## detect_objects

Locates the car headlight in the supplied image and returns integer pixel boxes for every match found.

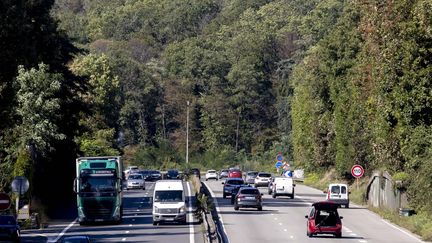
[179,206,186,213]
[154,206,159,213]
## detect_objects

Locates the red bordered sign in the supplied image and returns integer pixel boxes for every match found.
[0,193,11,211]
[351,165,364,178]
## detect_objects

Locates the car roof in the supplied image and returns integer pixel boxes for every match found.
[312,201,339,210]
[329,183,348,187]
[154,180,184,190]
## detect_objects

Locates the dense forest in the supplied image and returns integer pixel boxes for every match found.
[0,0,431,217]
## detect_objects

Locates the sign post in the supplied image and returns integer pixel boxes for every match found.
[11,176,30,215]
[351,165,364,190]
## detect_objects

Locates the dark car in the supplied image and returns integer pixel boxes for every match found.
[233,187,263,211]
[166,169,180,179]
[61,235,92,243]
[230,184,250,204]
[0,215,20,243]
[147,170,162,181]
[138,170,152,181]
[190,168,201,179]
[222,178,245,198]
[228,169,242,178]
[305,201,343,238]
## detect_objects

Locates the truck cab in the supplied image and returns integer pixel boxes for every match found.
[152,180,187,225]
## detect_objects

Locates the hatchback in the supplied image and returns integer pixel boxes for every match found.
[222,178,245,198]
[234,187,263,211]
[228,169,242,178]
[126,173,145,190]
[305,201,343,238]
[254,172,272,187]
[205,170,218,181]
[245,171,258,184]
[166,169,180,179]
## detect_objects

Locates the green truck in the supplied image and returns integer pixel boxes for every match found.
[74,156,124,225]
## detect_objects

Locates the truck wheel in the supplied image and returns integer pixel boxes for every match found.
[152,221,158,226]
[257,206,262,211]
[345,203,349,208]
[234,206,239,211]
[290,193,294,199]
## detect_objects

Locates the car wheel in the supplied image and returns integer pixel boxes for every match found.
[258,206,262,211]
[272,193,276,199]
[234,206,239,211]
[231,198,235,205]
[268,190,272,195]
[335,233,342,238]
[206,179,208,181]
[223,193,226,199]
[345,203,349,208]
[152,221,158,226]
[290,193,294,199]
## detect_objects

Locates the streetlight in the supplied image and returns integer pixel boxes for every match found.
[186,101,190,164]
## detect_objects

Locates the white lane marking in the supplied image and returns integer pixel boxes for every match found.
[47,218,77,243]
[136,209,140,211]
[350,233,357,236]
[284,229,287,232]
[125,231,130,234]
[359,240,367,243]
[186,182,195,243]
[122,238,126,241]
[279,223,282,226]
[274,218,278,220]
[344,226,352,232]
[381,219,424,243]
[290,236,294,239]
[271,213,274,215]
[129,224,132,227]
[204,181,230,243]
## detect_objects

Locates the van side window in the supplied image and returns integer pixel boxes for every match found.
[331,186,340,194]
[341,186,346,194]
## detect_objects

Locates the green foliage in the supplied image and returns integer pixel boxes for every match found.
[130,139,182,169]
[13,148,32,178]
[77,129,119,156]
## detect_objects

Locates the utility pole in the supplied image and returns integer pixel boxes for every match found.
[186,101,190,164]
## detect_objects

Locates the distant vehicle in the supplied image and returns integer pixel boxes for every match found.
[0,215,20,243]
[222,178,245,198]
[267,177,275,195]
[325,183,350,208]
[149,170,162,181]
[230,184,250,204]
[152,180,187,225]
[271,177,295,199]
[245,171,258,184]
[228,169,242,178]
[126,173,145,190]
[190,168,201,179]
[254,172,272,187]
[234,187,263,211]
[205,170,218,181]
[219,169,229,179]
[74,156,123,225]
[61,235,92,243]
[138,170,151,181]
[305,201,343,238]
[166,169,180,180]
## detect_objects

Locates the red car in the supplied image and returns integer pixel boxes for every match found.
[305,201,343,238]
[228,169,242,178]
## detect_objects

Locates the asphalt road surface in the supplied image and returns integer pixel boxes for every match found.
[204,179,425,243]
[20,181,203,243]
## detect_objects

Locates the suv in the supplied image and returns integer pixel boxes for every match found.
[254,172,272,187]
[233,187,263,211]
[222,178,245,198]
[305,201,343,238]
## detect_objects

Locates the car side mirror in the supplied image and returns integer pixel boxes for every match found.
[73,178,78,193]
[305,215,308,218]
[340,216,343,219]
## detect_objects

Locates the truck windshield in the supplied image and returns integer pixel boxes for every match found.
[80,176,116,192]
[154,190,183,202]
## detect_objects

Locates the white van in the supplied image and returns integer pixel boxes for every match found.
[271,177,295,199]
[325,183,350,208]
[152,180,187,225]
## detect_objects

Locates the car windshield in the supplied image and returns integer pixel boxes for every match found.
[247,172,258,176]
[207,170,216,173]
[128,174,142,180]
[80,176,116,192]
[227,180,243,185]
[240,189,259,194]
[0,216,16,225]
[154,190,183,202]
[258,173,271,177]
[168,170,178,175]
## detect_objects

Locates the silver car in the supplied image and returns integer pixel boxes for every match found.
[127,174,145,190]
[219,169,229,179]
[245,171,258,184]
[234,187,263,211]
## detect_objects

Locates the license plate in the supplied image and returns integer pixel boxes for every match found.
[95,219,103,222]
[245,196,255,200]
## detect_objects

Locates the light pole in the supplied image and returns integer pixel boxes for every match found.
[186,101,190,164]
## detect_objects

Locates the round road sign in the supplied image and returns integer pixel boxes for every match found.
[351,165,364,178]
[276,154,284,162]
[12,176,29,195]
[0,193,11,211]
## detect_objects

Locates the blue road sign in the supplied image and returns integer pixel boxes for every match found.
[275,161,283,168]
[276,154,284,161]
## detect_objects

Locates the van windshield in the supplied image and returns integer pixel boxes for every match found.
[154,190,183,202]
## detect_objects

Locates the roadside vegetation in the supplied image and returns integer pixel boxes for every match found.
[0,1,431,239]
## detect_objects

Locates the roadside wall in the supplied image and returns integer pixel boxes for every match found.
[366,171,408,211]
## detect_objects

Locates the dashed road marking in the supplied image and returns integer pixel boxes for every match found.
[129,224,132,227]
[359,240,367,243]
[274,218,278,220]
[125,231,130,234]
[278,223,282,226]
[350,233,357,236]
[283,229,287,232]
[122,238,126,241]
[47,218,77,243]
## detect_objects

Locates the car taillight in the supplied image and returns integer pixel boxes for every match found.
[327,190,330,199]
[238,195,245,199]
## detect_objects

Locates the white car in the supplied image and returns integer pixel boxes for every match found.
[205,170,218,181]
[254,172,272,187]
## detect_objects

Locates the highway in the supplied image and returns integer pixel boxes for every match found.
[20,181,203,243]
[204,180,424,243]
